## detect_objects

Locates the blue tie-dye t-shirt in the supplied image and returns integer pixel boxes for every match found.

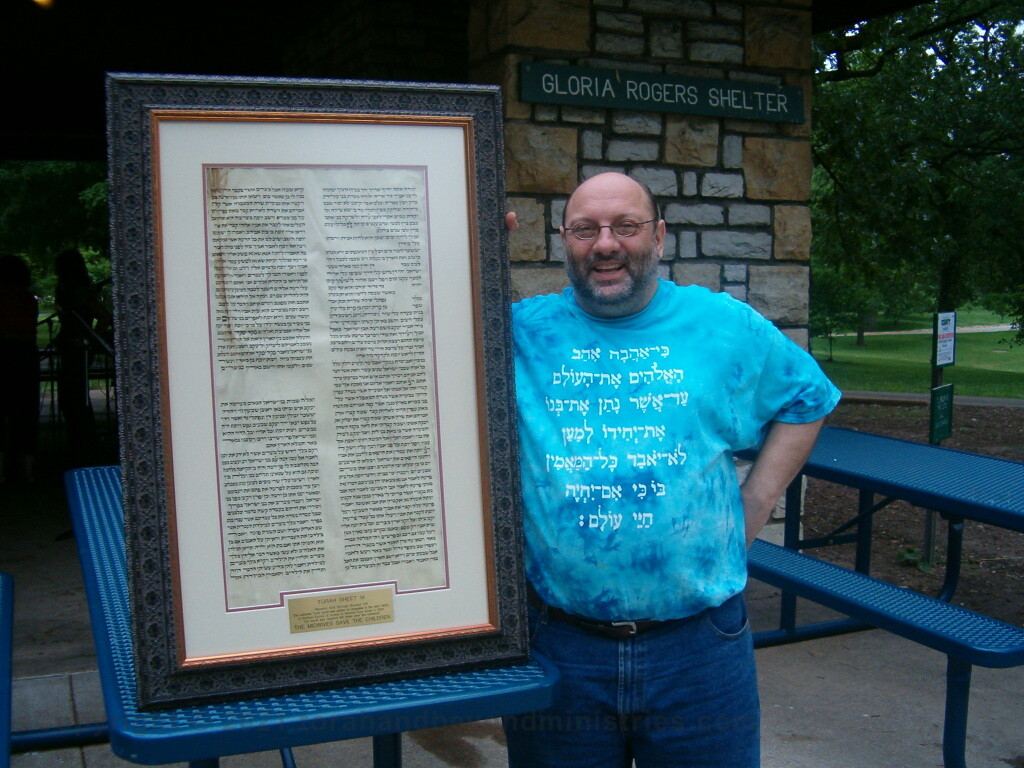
[512,280,841,621]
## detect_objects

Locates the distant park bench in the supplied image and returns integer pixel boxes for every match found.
[741,426,1024,768]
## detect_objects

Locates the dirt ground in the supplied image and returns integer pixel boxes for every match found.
[805,401,1024,626]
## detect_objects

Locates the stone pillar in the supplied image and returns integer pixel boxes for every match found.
[468,0,815,341]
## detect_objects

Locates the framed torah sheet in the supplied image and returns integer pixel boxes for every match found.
[106,73,525,709]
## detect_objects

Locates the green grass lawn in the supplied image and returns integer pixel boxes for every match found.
[36,307,59,349]
[812,331,1023,399]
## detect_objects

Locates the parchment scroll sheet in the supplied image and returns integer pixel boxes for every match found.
[204,165,446,610]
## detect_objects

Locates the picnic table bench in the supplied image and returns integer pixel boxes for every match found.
[741,426,1024,768]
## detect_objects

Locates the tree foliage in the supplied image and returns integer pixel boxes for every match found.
[0,160,108,297]
[809,261,869,359]
[812,0,1024,342]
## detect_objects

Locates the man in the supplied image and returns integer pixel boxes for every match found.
[504,172,840,767]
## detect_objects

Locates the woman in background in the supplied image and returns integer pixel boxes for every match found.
[0,254,40,483]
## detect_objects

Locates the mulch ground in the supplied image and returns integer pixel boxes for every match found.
[803,401,1024,626]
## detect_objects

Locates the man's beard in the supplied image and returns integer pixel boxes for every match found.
[566,242,661,314]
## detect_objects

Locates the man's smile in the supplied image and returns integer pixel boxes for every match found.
[590,261,628,278]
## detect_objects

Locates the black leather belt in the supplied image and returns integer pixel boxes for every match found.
[527,585,670,639]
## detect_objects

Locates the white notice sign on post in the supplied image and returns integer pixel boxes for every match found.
[935,311,957,367]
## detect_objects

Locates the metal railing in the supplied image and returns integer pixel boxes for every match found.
[35,311,117,459]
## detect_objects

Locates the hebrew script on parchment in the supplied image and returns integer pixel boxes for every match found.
[204,165,446,610]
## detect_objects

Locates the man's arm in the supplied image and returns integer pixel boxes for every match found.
[740,418,826,546]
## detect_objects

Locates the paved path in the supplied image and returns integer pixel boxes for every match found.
[838,323,1018,336]
[843,389,1024,409]
[10,585,1024,768]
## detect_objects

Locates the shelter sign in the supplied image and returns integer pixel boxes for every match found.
[519,62,805,124]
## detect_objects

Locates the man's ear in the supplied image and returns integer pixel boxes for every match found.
[654,219,667,254]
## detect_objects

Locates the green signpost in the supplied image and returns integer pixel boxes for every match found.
[929,311,957,445]
[923,312,957,568]
[929,383,954,444]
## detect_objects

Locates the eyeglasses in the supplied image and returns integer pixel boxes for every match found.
[566,219,656,240]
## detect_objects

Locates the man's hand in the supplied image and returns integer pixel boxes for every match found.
[505,212,518,232]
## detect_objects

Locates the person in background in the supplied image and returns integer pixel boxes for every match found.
[54,248,111,467]
[0,254,40,484]
[503,172,840,767]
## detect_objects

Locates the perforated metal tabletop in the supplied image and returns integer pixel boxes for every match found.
[738,427,1024,530]
[65,466,557,766]
[803,427,1024,529]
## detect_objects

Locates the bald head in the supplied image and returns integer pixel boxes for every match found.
[563,173,660,227]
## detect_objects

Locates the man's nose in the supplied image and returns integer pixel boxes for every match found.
[592,226,622,254]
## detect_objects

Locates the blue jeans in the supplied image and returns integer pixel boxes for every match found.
[504,593,759,768]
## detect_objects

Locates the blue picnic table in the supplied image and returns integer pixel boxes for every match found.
[750,425,1024,599]
[63,466,558,767]
[781,425,1024,530]
[742,426,1024,768]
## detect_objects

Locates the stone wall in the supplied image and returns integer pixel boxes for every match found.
[469,0,814,345]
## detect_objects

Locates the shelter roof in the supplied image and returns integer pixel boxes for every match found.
[1,0,933,160]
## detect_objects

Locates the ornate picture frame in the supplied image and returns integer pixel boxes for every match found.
[107,73,525,709]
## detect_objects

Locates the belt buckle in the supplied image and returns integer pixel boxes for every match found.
[610,620,638,637]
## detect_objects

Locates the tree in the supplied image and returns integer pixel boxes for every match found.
[809,261,869,360]
[0,160,108,295]
[812,0,1024,343]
